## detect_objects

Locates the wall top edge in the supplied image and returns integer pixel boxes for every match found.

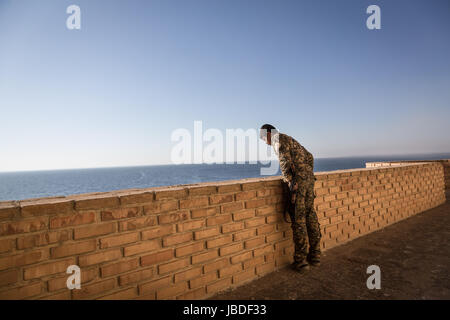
[0,161,441,208]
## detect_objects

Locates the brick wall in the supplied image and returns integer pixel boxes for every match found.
[0,162,446,300]
[366,159,450,190]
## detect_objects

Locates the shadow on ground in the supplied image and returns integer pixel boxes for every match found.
[212,192,450,300]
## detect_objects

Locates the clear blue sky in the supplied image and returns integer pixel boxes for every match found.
[1,0,449,172]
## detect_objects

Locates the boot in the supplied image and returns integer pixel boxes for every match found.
[307,253,321,267]
[291,260,310,274]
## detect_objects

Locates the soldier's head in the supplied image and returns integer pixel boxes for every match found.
[260,124,278,145]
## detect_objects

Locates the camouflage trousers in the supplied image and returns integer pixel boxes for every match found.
[290,175,322,263]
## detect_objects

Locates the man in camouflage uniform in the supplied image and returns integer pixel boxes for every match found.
[260,124,322,273]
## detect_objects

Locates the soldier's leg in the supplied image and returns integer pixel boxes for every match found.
[291,189,309,265]
[305,178,322,263]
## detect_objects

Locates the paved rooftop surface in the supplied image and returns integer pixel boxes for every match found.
[212,191,450,300]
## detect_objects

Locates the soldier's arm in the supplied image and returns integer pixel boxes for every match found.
[278,144,294,185]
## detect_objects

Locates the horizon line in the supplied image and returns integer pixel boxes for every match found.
[1,151,449,174]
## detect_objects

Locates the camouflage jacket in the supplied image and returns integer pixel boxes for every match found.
[273,132,314,184]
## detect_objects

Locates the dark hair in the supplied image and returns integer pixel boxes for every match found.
[260,124,276,131]
[260,124,278,139]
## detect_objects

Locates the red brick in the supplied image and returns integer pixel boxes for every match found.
[236,191,257,201]
[180,197,209,209]
[233,209,255,221]
[154,188,188,200]
[0,282,41,300]
[0,250,47,271]
[256,189,274,197]
[209,194,233,205]
[174,267,202,283]
[73,279,115,299]
[157,282,188,299]
[219,264,242,278]
[194,227,220,240]
[101,207,140,221]
[101,258,139,277]
[203,258,229,273]
[142,202,160,215]
[124,240,160,256]
[119,268,154,286]
[159,200,179,212]
[188,186,217,196]
[175,242,205,257]
[221,202,244,213]
[245,199,266,209]
[141,225,174,240]
[177,220,206,232]
[233,229,256,241]
[192,250,219,264]
[159,259,189,274]
[254,244,274,257]
[244,237,265,249]
[21,200,74,217]
[0,203,19,220]
[256,261,276,275]
[24,257,75,280]
[119,192,154,205]
[256,206,277,216]
[207,235,232,248]
[51,240,97,258]
[242,181,265,191]
[274,239,291,250]
[219,243,243,256]
[74,222,116,239]
[230,251,253,264]
[256,224,275,235]
[233,268,256,284]
[17,230,70,250]
[79,249,122,267]
[217,184,241,193]
[50,212,95,229]
[266,231,284,243]
[0,238,15,253]
[75,196,119,210]
[206,214,232,226]
[163,233,193,247]
[189,272,217,289]
[0,269,19,286]
[222,222,244,233]
[0,217,47,236]
[100,232,140,249]
[141,249,174,266]
[139,276,172,295]
[206,277,232,294]
[191,207,219,218]
[158,211,189,224]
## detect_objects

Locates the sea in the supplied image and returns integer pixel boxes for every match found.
[0,153,449,202]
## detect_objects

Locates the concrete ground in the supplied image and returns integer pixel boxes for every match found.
[212,191,450,300]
